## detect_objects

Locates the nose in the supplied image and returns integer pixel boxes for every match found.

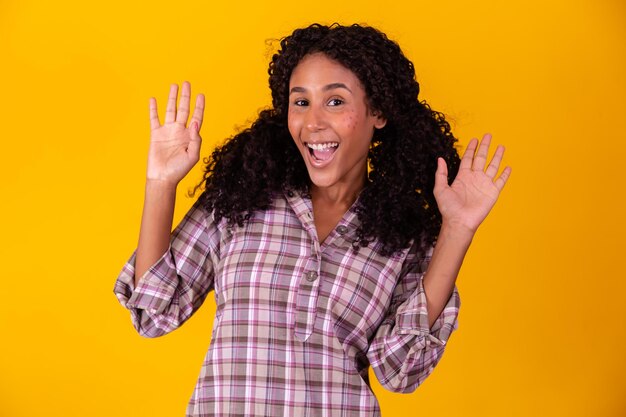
[304,104,327,132]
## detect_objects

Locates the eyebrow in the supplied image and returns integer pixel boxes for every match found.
[289,83,353,95]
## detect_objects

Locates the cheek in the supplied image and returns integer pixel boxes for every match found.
[342,110,358,130]
[346,117,369,134]
[287,112,300,137]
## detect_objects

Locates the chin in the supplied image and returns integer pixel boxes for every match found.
[305,170,337,189]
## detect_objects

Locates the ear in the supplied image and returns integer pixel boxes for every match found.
[373,110,387,129]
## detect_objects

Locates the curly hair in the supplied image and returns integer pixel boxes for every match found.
[191,23,461,257]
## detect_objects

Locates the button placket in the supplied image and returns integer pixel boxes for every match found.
[294,258,321,341]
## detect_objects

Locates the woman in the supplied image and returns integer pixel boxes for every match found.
[114,23,511,416]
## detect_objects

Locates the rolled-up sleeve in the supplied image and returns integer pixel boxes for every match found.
[113,195,220,338]
[366,245,461,393]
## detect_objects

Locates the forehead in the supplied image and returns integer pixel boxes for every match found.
[289,53,363,90]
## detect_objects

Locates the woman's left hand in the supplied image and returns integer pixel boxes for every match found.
[434,133,512,234]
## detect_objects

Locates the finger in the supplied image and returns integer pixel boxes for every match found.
[149,97,160,130]
[190,93,205,131]
[459,138,478,170]
[485,145,505,179]
[472,133,492,171]
[164,83,178,124]
[494,166,512,191]
[176,81,191,125]
[434,157,449,193]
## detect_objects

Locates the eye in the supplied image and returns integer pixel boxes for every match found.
[293,99,309,106]
[328,98,344,106]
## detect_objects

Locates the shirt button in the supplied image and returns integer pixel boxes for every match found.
[336,225,349,235]
[305,271,318,282]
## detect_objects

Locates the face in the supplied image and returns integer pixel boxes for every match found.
[288,53,386,195]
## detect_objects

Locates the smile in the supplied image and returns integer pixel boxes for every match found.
[307,142,339,150]
[305,142,339,168]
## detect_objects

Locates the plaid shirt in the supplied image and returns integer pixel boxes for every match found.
[113,190,460,416]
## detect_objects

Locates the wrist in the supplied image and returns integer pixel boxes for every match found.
[439,220,476,243]
[145,178,178,193]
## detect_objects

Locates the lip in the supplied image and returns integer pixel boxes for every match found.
[303,141,339,169]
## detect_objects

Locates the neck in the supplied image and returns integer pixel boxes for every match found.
[310,174,367,209]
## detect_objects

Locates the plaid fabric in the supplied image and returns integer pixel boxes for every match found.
[113,190,460,416]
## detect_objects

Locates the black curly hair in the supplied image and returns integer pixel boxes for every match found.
[190,23,461,257]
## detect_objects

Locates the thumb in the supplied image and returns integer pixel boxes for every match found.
[187,121,202,159]
[434,157,449,193]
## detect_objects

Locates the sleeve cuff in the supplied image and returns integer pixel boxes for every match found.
[113,243,179,315]
[393,274,461,346]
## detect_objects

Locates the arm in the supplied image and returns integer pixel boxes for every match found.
[422,223,473,328]
[113,196,219,338]
[113,82,211,337]
[367,133,511,393]
[424,132,511,325]
[134,179,177,287]
[366,244,461,393]
[134,81,205,286]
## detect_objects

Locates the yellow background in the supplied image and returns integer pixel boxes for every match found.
[1,0,624,416]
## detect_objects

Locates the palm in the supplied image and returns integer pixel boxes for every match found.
[146,82,205,185]
[434,133,511,233]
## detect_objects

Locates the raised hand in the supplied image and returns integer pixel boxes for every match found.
[433,133,512,234]
[146,81,205,186]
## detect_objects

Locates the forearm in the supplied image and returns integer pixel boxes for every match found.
[134,180,177,287]
[422,222,474,328]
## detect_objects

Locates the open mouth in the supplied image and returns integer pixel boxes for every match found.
[306,142,339,163]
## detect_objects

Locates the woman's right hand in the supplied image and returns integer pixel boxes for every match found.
[146,81,205,186]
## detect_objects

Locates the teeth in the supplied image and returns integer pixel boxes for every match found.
[307,142,339,151]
